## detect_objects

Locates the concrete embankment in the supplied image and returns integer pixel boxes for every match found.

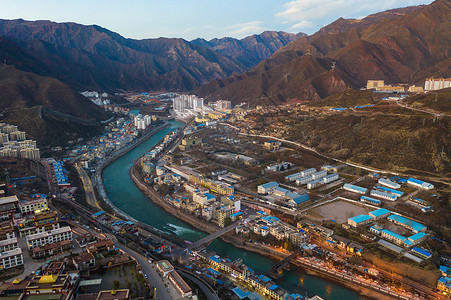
[93,122,184,244]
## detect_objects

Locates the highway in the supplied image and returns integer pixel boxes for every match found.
[75,163,101,210]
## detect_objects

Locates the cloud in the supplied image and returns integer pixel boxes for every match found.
[276,0,429,33]
[290,20,314,30]
[226,20,265,37]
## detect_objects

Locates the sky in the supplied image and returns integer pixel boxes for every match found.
[0,0,433,40]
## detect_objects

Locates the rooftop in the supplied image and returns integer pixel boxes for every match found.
[349,214,372,223]
[369,208,391,217]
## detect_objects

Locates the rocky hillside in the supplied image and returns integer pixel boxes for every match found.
[0,19,246,91]
[191,31,305,68]
[0,65,110,146]
[196,1,450,105]
[0,65,108,121]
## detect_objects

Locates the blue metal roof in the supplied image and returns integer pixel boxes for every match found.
[408,232,427,241]
[349,214,372,223]
[259,181,279,189]
[382,229,406,241]
[376,186,404,196]
[343,183,367,193]
[209,256,221,263]
[361,195,381,204]
[369,208,391,218]
[388,215,426,232]
[412,247,432,257]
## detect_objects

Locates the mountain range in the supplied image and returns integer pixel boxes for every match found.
[0,20,301,92]
[196,0,451,105]
[191,31,305,69]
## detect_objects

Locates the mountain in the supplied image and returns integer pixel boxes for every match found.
[191,31,305,68]
[196,1,450,105]
[0,64,110,146]
[0,19,246,91]
[0,65,108,120]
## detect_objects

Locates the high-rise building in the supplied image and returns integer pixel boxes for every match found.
[424,78,451,91]
[366,80,385,90]
[216,100,232,110]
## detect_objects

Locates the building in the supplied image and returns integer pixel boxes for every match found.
[179,136,203,151]
[97,289,130,300]
[343,183,367,195]
[437,277,451,294]
[323,173,339,184]
[368,208,391,220]
[0,248,23,269]
[405,232,428,247]
[311,170,327,180]
[378,178,401,189]
[360,196,381,206]
[300,168,316,177]
[264,140,281,151]
[32,240,72,259]
[215,100,232,110]
[408,85,423,93]
[370,189,397,201]
[0,220,15,240]
[307,178,323,189]
[193,192,216,206]
[26,226,73,250]
[381,229,406,245]
[347,215,372,228]
[216,205,233,227]
[258,182,279,194]
[156,260,174,277]
[407,177,434,190]
[387,214,426,233]
[167,271,192,297]
[19,198,48,214]
[73,252,96,270]
[86,238,115,254]
[295,175,313,185]
[424,78,451,91]
[0,237,18,253]
[366,80,385,90]
[376,186,404,197]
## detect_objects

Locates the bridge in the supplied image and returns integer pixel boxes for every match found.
[265,252,298,278]
[192,221,241,250]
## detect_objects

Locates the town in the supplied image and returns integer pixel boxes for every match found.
[0,77,449,300]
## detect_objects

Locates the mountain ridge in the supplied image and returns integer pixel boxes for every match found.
[195,1,450,105]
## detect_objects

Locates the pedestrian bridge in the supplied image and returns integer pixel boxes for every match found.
[265,252,298,278]
[192,221,241,250]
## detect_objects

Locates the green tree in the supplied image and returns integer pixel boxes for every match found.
[283,239,293,252]
[224,217,232,227]
[113,280,120,290]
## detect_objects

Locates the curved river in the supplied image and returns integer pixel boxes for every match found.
[103,121,365,299]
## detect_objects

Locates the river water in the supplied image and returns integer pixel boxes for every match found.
[103,121,365,299]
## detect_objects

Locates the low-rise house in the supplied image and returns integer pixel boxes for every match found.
[73,252,95,270]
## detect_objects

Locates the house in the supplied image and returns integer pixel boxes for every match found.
[264,140,281,151]
[73,252,95,270]
[257,182,279,194]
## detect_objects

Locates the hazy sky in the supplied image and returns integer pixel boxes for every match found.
[0,0,433,40]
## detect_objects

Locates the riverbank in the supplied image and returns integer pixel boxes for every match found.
[130,159,401,300]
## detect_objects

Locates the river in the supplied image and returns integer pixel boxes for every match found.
[102,120,365,299]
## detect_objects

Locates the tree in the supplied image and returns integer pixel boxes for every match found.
[224,217,232,227]
[113,280,120,290]
[283,239,293,252]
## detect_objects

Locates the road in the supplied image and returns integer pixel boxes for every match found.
[177,269,219,300]
[219,122,401,176]
[75,163,101,210]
